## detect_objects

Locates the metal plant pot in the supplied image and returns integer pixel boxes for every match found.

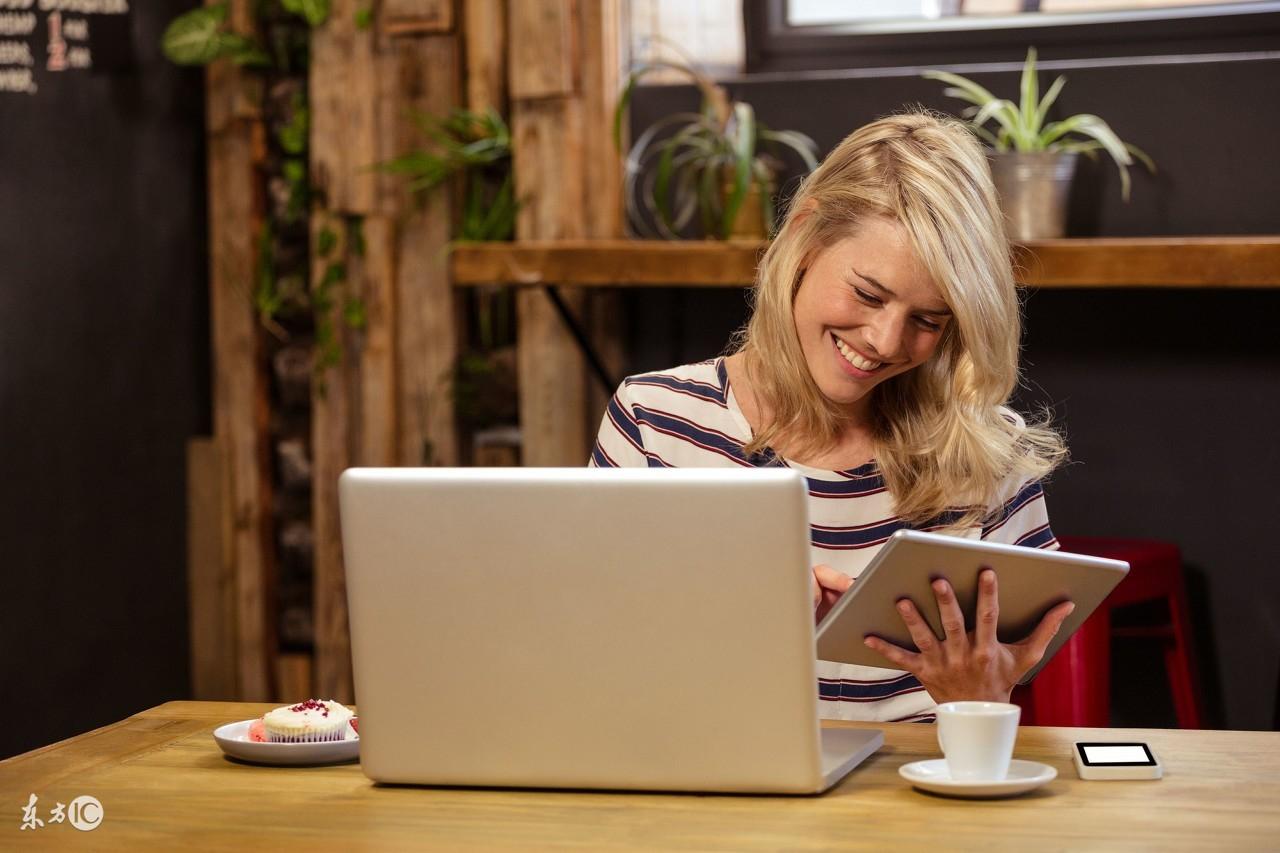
[989,151,1078,241]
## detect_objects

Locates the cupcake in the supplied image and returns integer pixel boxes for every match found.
[262,699,353,743]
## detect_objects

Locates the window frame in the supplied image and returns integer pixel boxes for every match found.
[744,1,1280,73]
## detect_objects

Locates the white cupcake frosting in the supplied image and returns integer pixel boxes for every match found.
[262,699,353,737]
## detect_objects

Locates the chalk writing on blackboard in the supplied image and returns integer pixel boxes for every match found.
[0,0,130,96]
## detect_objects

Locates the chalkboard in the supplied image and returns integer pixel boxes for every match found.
[0,0,209,759]
[0,0,133,97]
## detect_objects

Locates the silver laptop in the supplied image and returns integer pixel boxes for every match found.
[339,467,882,794]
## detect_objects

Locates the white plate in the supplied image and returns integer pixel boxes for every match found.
[899,759,1057,798]
[212,719,360,766]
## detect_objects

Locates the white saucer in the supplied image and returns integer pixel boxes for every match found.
[213,719,360,766]
[899,759,1057,798]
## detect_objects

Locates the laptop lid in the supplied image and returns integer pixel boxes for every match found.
[339,467,826,793]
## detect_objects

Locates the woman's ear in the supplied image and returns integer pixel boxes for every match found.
[788,198,818,231]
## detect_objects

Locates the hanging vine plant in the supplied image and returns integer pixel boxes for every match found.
[160,0,371,372]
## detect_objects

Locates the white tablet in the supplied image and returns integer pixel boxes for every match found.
[814,529,1129,684]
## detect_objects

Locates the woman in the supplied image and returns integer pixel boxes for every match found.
[590,111,1074,722]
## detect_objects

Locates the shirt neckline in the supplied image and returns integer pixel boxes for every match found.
[716,356,880,480]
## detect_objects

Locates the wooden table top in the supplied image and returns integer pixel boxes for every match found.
[3,701,1279,850]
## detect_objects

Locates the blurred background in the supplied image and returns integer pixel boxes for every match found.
[2,0,1278,759]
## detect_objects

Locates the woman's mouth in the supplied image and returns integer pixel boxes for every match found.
[832,334,883,376]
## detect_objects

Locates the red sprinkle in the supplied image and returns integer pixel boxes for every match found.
[288,699,331,715]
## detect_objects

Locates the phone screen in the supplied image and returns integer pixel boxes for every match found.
[1079,743,1155,765]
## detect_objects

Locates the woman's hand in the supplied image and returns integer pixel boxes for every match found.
[862,569,1075,704]
[812,564,853,623]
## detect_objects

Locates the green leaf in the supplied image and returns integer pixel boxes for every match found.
[343,297,367,330]
[161,3,231,65]
[277,94,309,155]
[228,44,270,67]
[613,61,709,151]
[925,68,1030,147]
[1125,142,1157,174]
[316,226,337,257]
[754,159,776,234]
[348,216,366,257]
[654,132,689,233]
[967,123,1001,148]
[282,0,330,27]
[697,162,719,238]
[719,102,756,239]
[1041,113,1134,199]
[1034,74,1068,132]
[321,261,346,289]
[923,69,1002,109]
[758,128,819,171]
[1019,47,1039,140]
[354,5,374,30]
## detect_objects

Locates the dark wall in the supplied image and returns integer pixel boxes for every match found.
[0,2,208,758]
[627,52,1280,731]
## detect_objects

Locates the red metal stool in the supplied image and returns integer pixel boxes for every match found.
[1013,537,1206,728]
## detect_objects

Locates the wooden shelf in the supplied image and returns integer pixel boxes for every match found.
[451,236,1280,289]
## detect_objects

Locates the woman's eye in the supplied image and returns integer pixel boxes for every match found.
[915,317,942,332]
[854,288,882,305]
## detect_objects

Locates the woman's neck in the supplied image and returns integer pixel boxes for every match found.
[724,352,877,470]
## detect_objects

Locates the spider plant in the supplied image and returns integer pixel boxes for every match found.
[924,47,1154,200]
[378,107,519,242]
[614,59,819,240]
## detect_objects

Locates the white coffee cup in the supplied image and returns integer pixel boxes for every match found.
[936,701,1021,781]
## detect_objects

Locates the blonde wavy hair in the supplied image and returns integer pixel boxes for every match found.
[736,110,1066,529]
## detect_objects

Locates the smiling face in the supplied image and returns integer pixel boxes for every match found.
[791,216,953,419]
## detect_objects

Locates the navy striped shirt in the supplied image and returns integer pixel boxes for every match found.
[590,358,1060,723]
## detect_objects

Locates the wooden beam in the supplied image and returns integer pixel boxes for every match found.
[206,9,274,700]
[452,239,765,286]
[451,237,1280,288]
[275,652,314,703]
[354,216,399,467]
[1013,236,1280,288]
[508,0,578,99]
[512,97,589,466]
[187,438,238,700]
[578,0,625,428]
[311,212,355,704]
[311,0,382,215]
[382,0,453,33]
[463,0,507,114]
[389,34,462,466]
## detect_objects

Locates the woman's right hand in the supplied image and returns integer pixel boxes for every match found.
[812,564,854,623]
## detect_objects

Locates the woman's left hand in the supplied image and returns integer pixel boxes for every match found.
[862,568,1076,704]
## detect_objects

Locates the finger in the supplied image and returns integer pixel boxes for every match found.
[863,635,921,672]
[931,578,968,648]
[973,569,1000,649]
[813,564,853,596]
[1015,600,1077,668]
[895,597,940,654]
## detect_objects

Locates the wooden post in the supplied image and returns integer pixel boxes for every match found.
[464,0,507,115]
[509,0,624,466]
[579,0,626,435]
[186,438,238,699]
[205,0,274,702]
[310,2,461,700]
[385,34,462,468]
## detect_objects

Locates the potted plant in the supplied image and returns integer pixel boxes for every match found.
[924,48,1154,241]
[614,58,819,240]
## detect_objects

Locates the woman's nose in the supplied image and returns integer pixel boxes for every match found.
[864,313,908,362]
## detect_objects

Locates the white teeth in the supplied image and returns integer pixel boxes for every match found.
[835,337,882,371]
